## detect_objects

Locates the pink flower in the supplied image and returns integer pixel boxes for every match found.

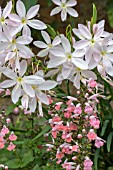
[62,133,72,143]
[64,112,72,118]
[56,152,64,159]
[88,79,97,88]
[84,105,93,114]
[90,117,100,129]
[74,105,82,115]
[84,159,93,168]
[0,141,5,149]
[1,126,9,135]
[71,145,79,152]
[52,116,61,123]
[87,130,97,141]
[13,107,19,114]
[6,118,11,124]
[95,139,104,148]
[9,132,17,141]
[7,142,16,151]
[5,89,11,95]
[55,102,63,110]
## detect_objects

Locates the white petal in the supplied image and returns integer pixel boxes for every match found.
[45,69,59,77]
[73,40,90,49]
[0,80,16,88]
[27,5,40,19]
[19,60,27,77]
[67,8,78,17]
[81,70,97,80]
[16,36,33,44]
[29,97,37,112]
[37,49,49,57]
[11,84,21,103]
[85,47,93,63]
[22,83,35,97]
[17,44,34,57]
[106,54,113,62]
[50,7,61,16]
[103,58,113,76]
[72,58,88,70]
[16,0,26,18]
[52,0,61,5]
[62,62,73,79]
[73,28,84,40]
[74,73,80,89]
[21,95,29,109]
[24,75,44,85]
[8,14,21,22]
[33,41,47,48]
[66,0,77,7]
[47,57,67,68]
[5,52,15,61]
[107,45,113,53]
[41,31,51,44]
[27,19,47,30]
[52,36,61,46]
[61,35,71,53]
[78,24,92,39]
[0,67,17,79]
[61,9,67,21]
[22,25,31,37]
[50,47,66,57]
[36,91,49,105]
[0,42,9,51]
[38,80,57,90]
[72,49,85,58]
[94,28,104,40]
[3,1,12,18]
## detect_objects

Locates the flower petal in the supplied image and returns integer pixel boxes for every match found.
[67,8,78,17]
[41,31,51,44]
[36,91,49,105]
[74,73,80,89]
[11,84,21,103]
[3,1,12,18]
[72,58,88,70]
[19,60,27,77]
[27,19,47,30]
[0,67,17,79]
[50,7,61,16]
[61,35,71,53]
[66,0,77,7]
[61,9,67,21]
[16,0,26,18]
[38,80,57,90]
[0,80,16,88]
[22,83,35,97]
[52,0,61,5]
[78,24,92,39]
[47,56,67,68]
[73,40,90,49]
[27,4,40,19]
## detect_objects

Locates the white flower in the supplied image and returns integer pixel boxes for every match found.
[47,36,88,70]
[8,0,47,36]
[69,67,97,89]
[50,0,78,21]
[0,26,34,69]
[0,60,45,104]
[33,31,61,57]
[73,20,106,63]
[21,71,58,113]
[0,1,12,31]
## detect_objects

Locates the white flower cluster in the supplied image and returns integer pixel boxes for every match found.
[0,0,113,113]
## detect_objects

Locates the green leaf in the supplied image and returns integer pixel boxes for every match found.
[101,120,109,136]
[108,167,113,170]
[6,104,16,115]
[21,152,34,168]
[32,125,51,141]
[33,164,40,170]
[91,4,97,25]
[107,132,113,152]
[94,149,100,170]
[46,25,57,39]
[6,159,21,169]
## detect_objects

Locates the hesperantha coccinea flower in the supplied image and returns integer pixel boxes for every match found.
[50,0,78,21]
[46,80,105,170]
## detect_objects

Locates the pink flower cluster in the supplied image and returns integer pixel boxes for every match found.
[47,80,105,170]
[0,119,17,151]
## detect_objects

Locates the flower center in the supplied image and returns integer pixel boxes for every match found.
[90,39,95,44]
[12,39,16,44]
[17,77,23,83]
[101,51,106,56]
[21,18,27,24]
[67,53,72,60]
[48,44,53,48]
[32,85,37,89]
[0,17,5,24]
[62,3,66,8]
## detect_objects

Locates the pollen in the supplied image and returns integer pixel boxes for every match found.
[17,77,23,83]
[21,18,27,24]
